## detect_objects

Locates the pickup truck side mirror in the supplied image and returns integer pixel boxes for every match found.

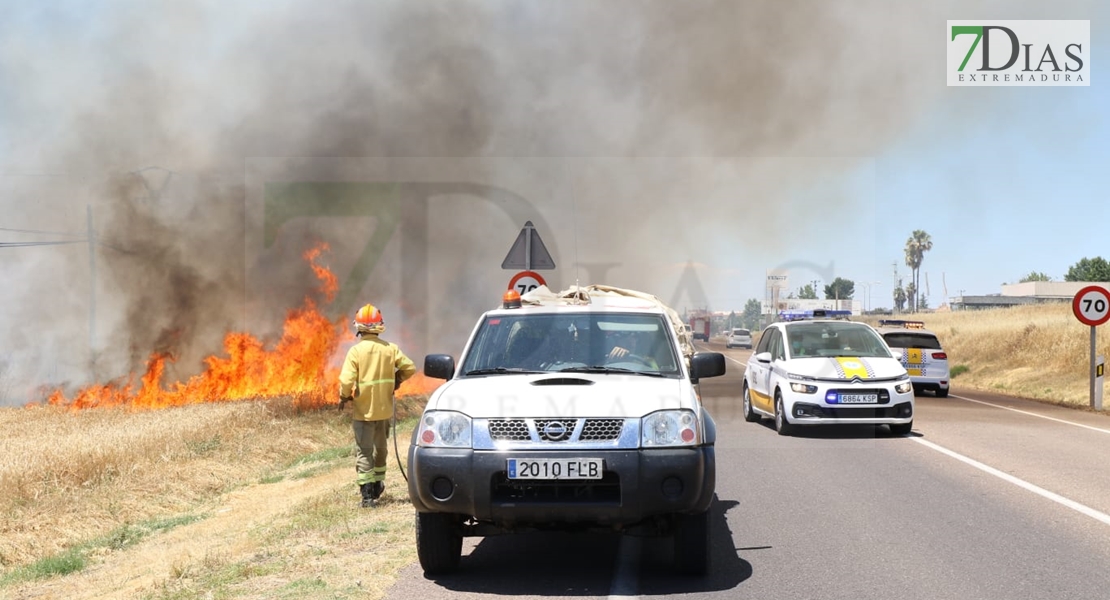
[690,352,726,382]
[424,354,455,380]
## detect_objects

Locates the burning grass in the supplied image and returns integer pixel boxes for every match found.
[2,243,443,590]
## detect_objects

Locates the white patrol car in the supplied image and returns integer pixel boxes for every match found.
[876,319,950,397]
[408,285,726,576]
[742,310,914,436]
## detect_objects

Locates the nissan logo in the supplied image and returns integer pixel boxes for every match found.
[542,421,570,441]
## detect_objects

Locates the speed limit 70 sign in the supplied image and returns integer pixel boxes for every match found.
[508,270,547,295]
[1073,285,1110,326]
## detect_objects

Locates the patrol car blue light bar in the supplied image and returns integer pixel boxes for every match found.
[878,319,925,329]
[778,309,853,322]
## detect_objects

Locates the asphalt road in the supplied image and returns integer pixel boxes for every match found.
[387,340,1110,600]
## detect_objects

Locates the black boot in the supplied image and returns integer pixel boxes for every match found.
[370,481,385,500]
[360,483,375,508]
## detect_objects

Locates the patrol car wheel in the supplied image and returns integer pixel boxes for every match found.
[742,384,760,423]
[935,388,949,398]
[673,509,711,576]
[774,393,794,436]
[416,512,463,575]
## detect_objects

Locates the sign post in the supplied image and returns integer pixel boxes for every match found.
[1096,355,1105,410]
[1072,285,1110,410]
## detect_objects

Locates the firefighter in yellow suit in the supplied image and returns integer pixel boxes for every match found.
[339,304,417,507]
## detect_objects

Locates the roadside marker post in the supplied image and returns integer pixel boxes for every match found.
[1072,285,1110,411]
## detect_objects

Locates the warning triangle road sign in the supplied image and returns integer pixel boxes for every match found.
[502,220,556,270]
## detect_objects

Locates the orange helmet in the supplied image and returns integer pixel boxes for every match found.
[353,304,385,334]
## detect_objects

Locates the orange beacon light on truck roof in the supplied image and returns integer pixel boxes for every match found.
[503,289,522,309]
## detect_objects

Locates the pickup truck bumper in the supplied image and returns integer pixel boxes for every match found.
[407,446,715,528]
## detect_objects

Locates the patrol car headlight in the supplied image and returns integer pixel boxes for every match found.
[417,411,472,448]
[895,381,913,394]
[790,382,818,394]
[641,410,698,447]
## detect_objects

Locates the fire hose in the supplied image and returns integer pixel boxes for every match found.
[392,392,408,482]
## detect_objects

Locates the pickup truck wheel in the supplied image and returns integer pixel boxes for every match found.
[774,393,794,436]
[673,510,711,576]
[742,384,760,423]
[415,512,463,575]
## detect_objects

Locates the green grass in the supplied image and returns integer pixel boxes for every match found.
[288,446,352,467]
[0,514,205,586]
[186,435,223,456]
[950,364,970,378]
[259,445,353,484]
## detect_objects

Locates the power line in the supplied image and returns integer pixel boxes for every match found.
[0,226,86,238]
[0,240,87,248]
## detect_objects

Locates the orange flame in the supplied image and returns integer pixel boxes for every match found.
[40,243,441,411]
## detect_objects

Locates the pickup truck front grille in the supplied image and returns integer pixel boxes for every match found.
[487,419,625,443]
[488,419,530,441]
[580,419,624,441]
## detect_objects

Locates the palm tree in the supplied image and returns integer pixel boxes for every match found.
[904,230,933,313]
[893,281,906,313]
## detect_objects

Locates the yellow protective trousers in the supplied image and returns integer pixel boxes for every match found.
[353,419,390,485]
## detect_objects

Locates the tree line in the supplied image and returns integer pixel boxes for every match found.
[725,229,1110,324]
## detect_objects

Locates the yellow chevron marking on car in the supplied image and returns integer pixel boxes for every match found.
[904,348,924,376]
[833,357,870,379]
[749,388,772,404]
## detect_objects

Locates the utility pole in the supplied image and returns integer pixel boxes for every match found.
[892,262,899,314]
[87,205,97,369]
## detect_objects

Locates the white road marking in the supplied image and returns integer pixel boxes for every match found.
[694,343,748,368]
[910,436,1110,527]
[608,535,641,599]
[952,394,1110,435]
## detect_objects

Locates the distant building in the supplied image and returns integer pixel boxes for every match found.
[950,282,1110,310]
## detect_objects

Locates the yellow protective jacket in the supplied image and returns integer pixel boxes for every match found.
[338,334,417,421]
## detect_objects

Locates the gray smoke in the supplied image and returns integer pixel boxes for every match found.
[0,0,1077,404]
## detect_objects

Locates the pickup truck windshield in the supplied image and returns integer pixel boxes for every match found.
[459,312,681,377]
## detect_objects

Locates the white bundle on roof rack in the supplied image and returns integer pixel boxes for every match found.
[520,283,695,360]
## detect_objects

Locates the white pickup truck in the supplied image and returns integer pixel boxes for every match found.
[407,285,726,576]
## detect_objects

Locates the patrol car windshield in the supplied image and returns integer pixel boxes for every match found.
[882,332,943,350]
[785,322,892,359]
[460,313,681,377]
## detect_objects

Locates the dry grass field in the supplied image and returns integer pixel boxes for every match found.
[1,392,430,600]
[863,303,1110,407]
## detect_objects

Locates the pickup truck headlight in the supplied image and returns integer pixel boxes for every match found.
[416,411,473,448]
[641,410,698,447]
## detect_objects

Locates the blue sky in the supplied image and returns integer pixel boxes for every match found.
[870,73,1109,300]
